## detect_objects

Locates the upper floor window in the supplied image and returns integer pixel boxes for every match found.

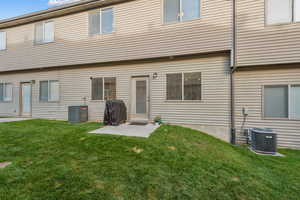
[35,21,54,44]
[89,8,114,35]
[0,32,6,50]
[266,0,300,24]
[0,83,13,102]
[164,0,201,24]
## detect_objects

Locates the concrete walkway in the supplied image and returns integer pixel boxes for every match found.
[89,123,160,138]
[0,118,31,123]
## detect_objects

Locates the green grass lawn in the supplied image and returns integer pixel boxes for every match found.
[0,120,299,200]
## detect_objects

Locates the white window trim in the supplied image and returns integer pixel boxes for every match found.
[34,21,55,44]
[0,31,7,51]
[39,80,60,102]
[89,7,115,36]
[163,0,202,24]
[265,0,299,25]
[262,84,300,120]
[90,77,117,101]
[165,72,202,102]
[0,83,13,102]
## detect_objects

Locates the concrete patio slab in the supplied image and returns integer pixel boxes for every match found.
[0,118,31,123]
[89,123,160,138]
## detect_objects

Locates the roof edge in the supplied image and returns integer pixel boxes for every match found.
[0,0,132,29]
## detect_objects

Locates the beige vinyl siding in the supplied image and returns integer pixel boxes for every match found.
[0,0,232,72]
[235,67,300,149]
[236,0,300,66]
[0,55,231,133]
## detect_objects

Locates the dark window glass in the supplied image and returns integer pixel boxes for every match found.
[40,81,49,101]
[92,78,103,100]
[264,85,288,118]
[184,72,201,100]
[104,77,116,100]
[167,73,182,100]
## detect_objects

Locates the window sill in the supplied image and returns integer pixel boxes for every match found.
[262,117,300,121]
[0,100,13,103]
[39,100,60,103]
[163,17,201,26]
[265,21,300,27]
[89,31,115,37]
[165,100,203,103]
[34,41,55,46]
[90,100,105,102]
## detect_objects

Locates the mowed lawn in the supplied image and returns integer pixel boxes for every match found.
[0,120,299,200]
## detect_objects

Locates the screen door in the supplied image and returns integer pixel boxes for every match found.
[130,77,149,120]
[21,83,32,117]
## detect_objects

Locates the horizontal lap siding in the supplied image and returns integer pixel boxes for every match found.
[235,68,300,148]
[236,0,300,66]
[0,55,231,129]
[0,0,232,72]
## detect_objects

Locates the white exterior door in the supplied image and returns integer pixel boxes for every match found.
[21,83,32,117]
[130,77,149,121]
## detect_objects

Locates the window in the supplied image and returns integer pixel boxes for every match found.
[91,77,116,100]
[89,8,114,35]
[40,80,60,102]
[0,83,13,102]
[164,0,200,24]
[266,0,300,24]
[166,72,201,100]
[0,32,6,50]
[264,85,300,119]
[290,85,300,119]
[35,21,54,44]
[264,86,288,118]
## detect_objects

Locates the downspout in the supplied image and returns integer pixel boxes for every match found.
[230,0,237,145]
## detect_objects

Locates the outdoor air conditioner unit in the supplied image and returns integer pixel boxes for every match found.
[249,128,277,154]
[68,106,88,123]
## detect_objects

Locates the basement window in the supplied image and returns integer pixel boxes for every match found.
[0,83,13,102]
[39,80,60,102]
[91,77,116,100]
[166,72,201,101]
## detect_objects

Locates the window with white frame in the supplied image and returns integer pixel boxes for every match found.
[91,77,116,100]
[164,0,200,24]
[89,8,114,35]
[0,32,6,50]
[266,0,300,24]
[166,72,201,100]
[264,85,300,119]
[0,83,13,102]
[39,80,60,102]
[35,21,54,44]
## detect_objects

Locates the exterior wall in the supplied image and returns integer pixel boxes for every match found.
[0,0,232,72]
[0,55,231,140]
[236,0,300,66]
[235,67,300,149]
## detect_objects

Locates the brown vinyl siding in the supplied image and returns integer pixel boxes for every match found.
[0,0,232,72]
[236,0,300,66]
[235,67,300,149]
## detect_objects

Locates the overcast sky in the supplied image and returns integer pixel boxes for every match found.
[0,0,81,20]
